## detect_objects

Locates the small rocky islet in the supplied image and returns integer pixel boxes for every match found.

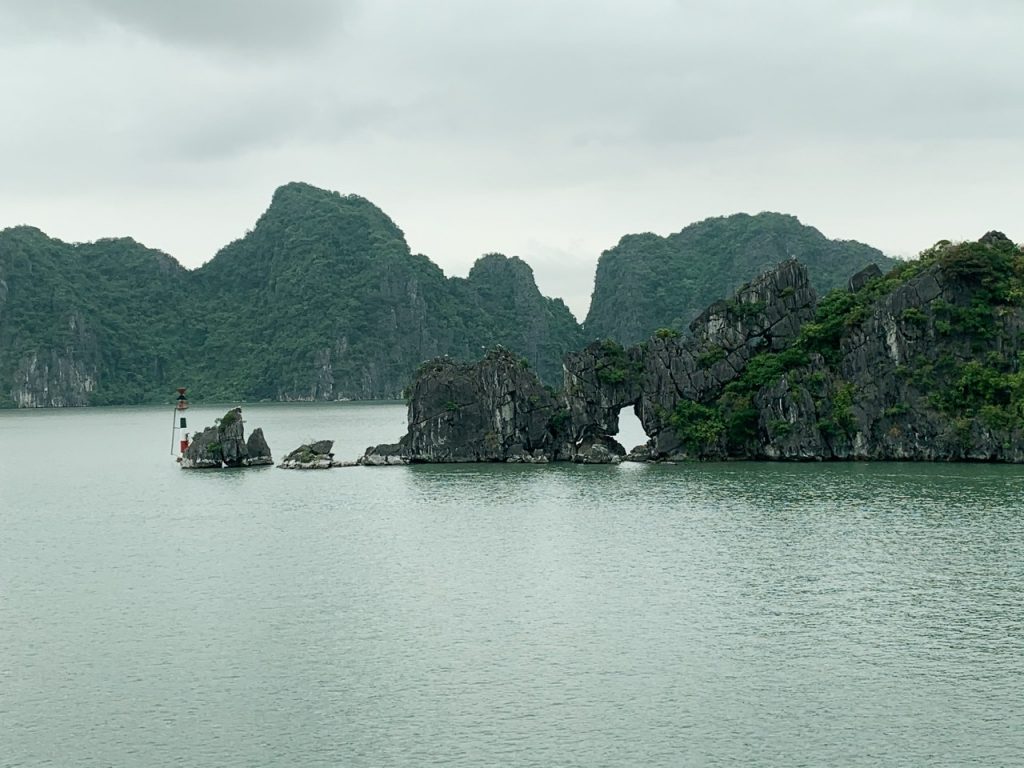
[180,407,273,469]
[361,232,1024,464]
[180,411,353,470]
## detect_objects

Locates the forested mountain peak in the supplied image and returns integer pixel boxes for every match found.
[467,252,537,283]
[260,181,407,247]
[584,211,897,345]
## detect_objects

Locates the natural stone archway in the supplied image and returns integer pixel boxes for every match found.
[558,259,818,460]
[612,405,649,456]
[363,239,1024,465]
[560,339,644,461]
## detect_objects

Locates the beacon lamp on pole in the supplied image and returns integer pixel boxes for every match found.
[172,387,189,459]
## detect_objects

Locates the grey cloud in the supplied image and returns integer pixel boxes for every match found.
[0,0,354,52]
[163,97,403,162]
[85,0,354,53]
[332,0,1024,146]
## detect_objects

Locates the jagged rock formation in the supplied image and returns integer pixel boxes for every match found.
[748,234,1024,461]
[180,407,273,468]
[564,259,819,459]
[245,428,274,466]
[279,440,339,469]
[366,234,1024,464]
[180,426,225,469]
[584,212,897,345]
[362,348,560,463]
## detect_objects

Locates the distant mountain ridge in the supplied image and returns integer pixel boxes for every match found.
[1,183,895,406]
[584,212,898,345]
[188,182,582,400]
[0,183,582,405]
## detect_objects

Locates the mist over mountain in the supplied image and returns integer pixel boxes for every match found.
[1,183,896,407]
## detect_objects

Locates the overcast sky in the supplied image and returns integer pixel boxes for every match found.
[1,0,1021,318]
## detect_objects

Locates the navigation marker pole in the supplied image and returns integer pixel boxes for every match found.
[173,387,190,460]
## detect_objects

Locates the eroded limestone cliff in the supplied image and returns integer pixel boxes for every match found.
[365,234,1024,464]
[361,349,561,464]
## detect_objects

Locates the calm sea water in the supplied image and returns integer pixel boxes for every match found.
[1,403,1023,767]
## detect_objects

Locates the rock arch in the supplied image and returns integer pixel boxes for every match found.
[362,260,819,464]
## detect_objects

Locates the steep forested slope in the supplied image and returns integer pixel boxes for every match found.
[0,226,189,406]
[0,183,582,404]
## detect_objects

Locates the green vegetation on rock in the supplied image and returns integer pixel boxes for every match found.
[0,182,582,406]
[669,232,1024,459]
[0,226,191,406]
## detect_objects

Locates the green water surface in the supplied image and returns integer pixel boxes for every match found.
[1,404,1022,766]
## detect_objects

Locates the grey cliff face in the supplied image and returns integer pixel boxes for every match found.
[9,312,100,407]
[757,263,1024,462]
[362,348,562,464]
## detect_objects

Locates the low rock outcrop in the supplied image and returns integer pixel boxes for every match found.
[358,443,409,466]
[180,407,273,469]
[279,440,339,469]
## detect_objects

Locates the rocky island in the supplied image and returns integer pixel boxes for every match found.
[180,407,273,469]
[362,233,1024,463]
[278,440,355,469]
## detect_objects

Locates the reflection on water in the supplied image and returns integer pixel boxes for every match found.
[1,404,1023,767]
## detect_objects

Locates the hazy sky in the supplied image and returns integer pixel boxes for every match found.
[1,0,1021,318]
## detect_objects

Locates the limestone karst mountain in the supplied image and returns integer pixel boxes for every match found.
[367,233,1024,463]
[0,183,581,405]
[584,212,897,345]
